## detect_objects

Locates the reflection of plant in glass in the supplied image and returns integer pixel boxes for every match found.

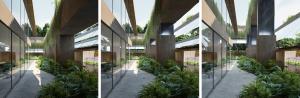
[202,63,216,73]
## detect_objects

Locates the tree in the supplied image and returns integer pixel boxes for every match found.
[137,25,143,34]
[41,23,50,36]
[36,25,42,37]
[143,24,148,33]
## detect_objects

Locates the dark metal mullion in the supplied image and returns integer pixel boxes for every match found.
[212,31,215,89]
[221,40,223,78]
[111,30,114,88]
[111,0,114,89]
[10,0,13,89]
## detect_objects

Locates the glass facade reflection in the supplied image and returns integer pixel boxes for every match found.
[202,0,233,97]
[0,0,32,97]
[101,0,132,97]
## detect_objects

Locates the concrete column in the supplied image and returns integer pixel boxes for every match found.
[157,23,175,64]
[246,25,257,58]
[145,39,157,59]
[256,0,276,63]
[57,35,75,64]
[74,49,83,65]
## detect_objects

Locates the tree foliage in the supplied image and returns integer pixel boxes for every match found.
[35,23,50,37]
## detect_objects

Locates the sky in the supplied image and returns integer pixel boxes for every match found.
[32,0,55,27]
[234,0,251,26]
[133,0,155,28]
[275,0,300,40]
[275,0,300,29]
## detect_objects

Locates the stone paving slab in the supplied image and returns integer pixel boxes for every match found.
[107,60,155,98]
[208,61,256,98]
[6,61,54,98]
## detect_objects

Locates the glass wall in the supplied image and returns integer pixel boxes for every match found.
[101,23,131,98]
[202,22,232,98]
[101,1,132,97]
[0,0,31,97]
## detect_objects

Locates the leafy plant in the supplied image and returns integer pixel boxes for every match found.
[39,70,98,98]
[276,38,296,48]
[138,57,198,98]
[240,81,272,98]
[241,71,300,98]
[37,56,98,98]
[237,56,281,75]
[138,80,171,98]
[138,56,160,75]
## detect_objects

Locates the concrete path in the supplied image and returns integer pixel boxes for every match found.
[107,60,155,98]
[208,60,256,98]
[6,60,55,98]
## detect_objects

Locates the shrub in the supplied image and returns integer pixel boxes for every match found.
[37,57,97,98]
[240,81,272,98]
[237,56,263,75]
[276,38,296,48]
[39,70,98,98]
[139,70,198,98]
[157,70,198,98]
[237,56,281,75]
[37,56,62,76]
[138,80,171,98]
[138,56,160,75]
[37,56,83,76]
[138,57,198,98]
[240,71,300,98]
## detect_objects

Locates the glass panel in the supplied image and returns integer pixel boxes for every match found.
[113,33,121,86]
[12,0,21,25]
[0,22,12,97]
[11,33,21,86]
[214,33,222,85]
[101,23,113,98]
[221,39,227,76]
[21,41,25,75]
[3,0,12,12]
[202,23,214,97]
[121,41,126,75]
[103,0,112,12]
[113,0,122,24]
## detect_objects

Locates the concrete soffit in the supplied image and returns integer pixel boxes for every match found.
[101,1,128,42]
[124,0,137,35]
[23,0,36,34]
[225,0,238,35]
[202,0,230,44]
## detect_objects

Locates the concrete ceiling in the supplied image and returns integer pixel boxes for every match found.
[23,0,36,34]
[60,0,98,35]
[159,0,198,23]
[124,0,137,35]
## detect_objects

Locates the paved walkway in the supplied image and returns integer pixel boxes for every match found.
[208,60,256,98]
[6,60,54,98]
[107,60,155,98]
